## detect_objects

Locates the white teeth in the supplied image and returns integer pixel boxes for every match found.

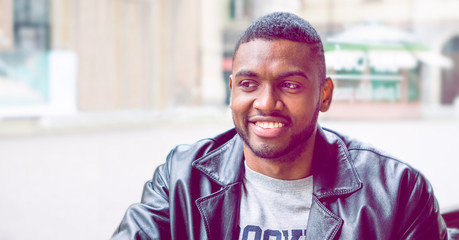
[255,121,284,129]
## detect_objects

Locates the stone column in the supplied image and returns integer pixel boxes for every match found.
[0,0,13,51]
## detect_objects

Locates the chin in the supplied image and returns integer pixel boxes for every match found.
[250,143,294,160]
[237,124,317,160]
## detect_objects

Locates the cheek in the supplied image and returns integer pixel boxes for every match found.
[230,96,245,119]
[230,92,253,112]
[284,95,319,117]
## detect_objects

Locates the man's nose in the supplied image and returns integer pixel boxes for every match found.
[253,86,283,112]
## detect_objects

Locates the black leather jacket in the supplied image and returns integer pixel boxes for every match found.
[111,127,448,239]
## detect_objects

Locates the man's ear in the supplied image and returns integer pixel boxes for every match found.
[319,77,334,112]
[228,74,233,108]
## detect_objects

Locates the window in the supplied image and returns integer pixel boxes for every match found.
[0,0,51,110]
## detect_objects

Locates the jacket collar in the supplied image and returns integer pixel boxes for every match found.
[305,127,363,239]
[312,127,363,199]
[192,130,245,186]
[192,126,362,196]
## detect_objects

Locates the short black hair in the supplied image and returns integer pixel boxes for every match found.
[233,12,326,84]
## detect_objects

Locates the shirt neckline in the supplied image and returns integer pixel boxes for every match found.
[244,161,313,192]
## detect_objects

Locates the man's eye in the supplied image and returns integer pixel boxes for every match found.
[239,81,257,89]
[281,82,300,89]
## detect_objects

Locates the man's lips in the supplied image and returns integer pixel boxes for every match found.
[248,115,290,138]
[254,121,285,129]
[248,115,290,127]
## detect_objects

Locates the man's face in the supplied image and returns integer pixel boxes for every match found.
[230,39,328,160]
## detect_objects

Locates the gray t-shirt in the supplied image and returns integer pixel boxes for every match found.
[238,161,313,240]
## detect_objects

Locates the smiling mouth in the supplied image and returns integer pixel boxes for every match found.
[255,121,285,129]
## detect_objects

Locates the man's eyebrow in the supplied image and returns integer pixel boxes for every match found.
[277,70,309,80]
[234,70,258,78]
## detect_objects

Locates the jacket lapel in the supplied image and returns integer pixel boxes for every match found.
[305,127,363,239]
[195,182,242,240]
[193,133,244,239]
[312,127,363,199]
[305,196,343,240]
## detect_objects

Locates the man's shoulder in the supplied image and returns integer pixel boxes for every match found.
[321,127,426,198]
[318,127,446,239]
[158,128,243,186]
[322,127,418,175]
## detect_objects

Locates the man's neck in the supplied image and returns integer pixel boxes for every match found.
[243,131,316,180]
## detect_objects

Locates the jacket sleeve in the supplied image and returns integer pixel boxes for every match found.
[398,171,448,239]
[111,156,173,240]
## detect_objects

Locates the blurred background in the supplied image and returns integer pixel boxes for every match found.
[0,0,458,239]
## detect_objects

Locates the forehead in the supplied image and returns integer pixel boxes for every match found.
[235,40,314,64]
[233,39,317,76]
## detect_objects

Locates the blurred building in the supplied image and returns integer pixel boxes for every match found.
[0,0,225,120]
[0,0,458,121]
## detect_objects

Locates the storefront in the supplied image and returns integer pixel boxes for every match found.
[322,22,438,119]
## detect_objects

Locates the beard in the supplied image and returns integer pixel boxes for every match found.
[234,102,320,161]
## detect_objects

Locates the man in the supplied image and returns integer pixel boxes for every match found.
[112,12,448,239]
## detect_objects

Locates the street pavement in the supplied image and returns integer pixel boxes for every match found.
[0,111,458,240]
